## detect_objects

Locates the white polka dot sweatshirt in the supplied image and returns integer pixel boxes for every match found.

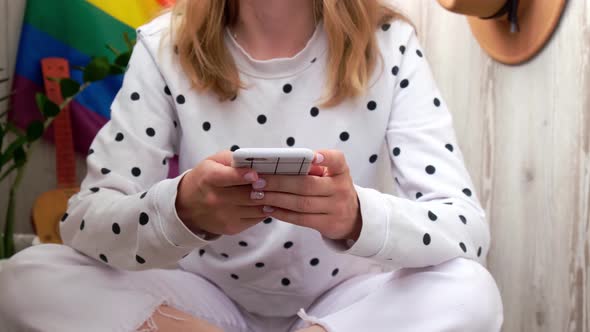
[61,14,491,316]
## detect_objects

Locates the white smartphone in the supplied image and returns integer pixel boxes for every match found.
[232,148,314,175]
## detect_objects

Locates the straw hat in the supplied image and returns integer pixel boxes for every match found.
[437,0,567,65]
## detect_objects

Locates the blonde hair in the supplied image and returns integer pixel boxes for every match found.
[170,0,406,107]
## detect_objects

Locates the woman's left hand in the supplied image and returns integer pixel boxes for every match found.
[250,150,362,241]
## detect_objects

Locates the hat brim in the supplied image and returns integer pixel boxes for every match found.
[467,1,567,65]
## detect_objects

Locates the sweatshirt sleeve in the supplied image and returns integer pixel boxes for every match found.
[59,30,214,271]
[324,24,491,269]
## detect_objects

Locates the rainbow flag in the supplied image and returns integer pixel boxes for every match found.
[10,0,174,154]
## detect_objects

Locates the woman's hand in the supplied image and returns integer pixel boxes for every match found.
[249,150,363,241]
[175,150,269,237]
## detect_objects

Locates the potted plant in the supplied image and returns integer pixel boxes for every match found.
[0,36,134,266]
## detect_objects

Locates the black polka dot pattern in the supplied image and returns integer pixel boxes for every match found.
[463,188,472,197]
[416,50,423,57]
[434,98,441,107]
[283,84,292,94]
[202,122,211,131]
[400,79,410,89]
[459,215,467,224]
[231,274,239,280]
[428,211,437,221]
[263,217,273,224]
[140,192,147,199]
[257,115,267,124]
[61,213,68,222]
[339,132,350,141]
[231,145,240,152]
[255,262,265,268]
[146,128,156,137]
[115,133,124,141]
[310,258,319,266]
[381,23,391,31]
[332,268,339,276]
[132,167,141,177]
[445,144,454,152]
[416,192,423,199]
[423,233,431,245]
[239,241,248,247]
[173,121,178,128]
[101,168,111,175]
[176,95,185,104]
[281,278,291,286]
[425,165,436,174]
[90,187,100,193]
[199,249,205,256]
[221,253,229,258]
[311,57,317,63]
[399,45,406,54]
[162,159,167,165]
[391,66,399,76]
[80,220,85,230]
[139,212,149,225]
[164,86,171,95]
[283,241,293,249]
[392,147,400,156]
[477,247,482,257]
[136,255,146,264]
[367,101,377,111]
[369,154,378,163]
[310,107,319,117]
[131,92,140,101]
[88,148,94,155]
[286,137,295,146]
[459,242,467,253]
[112,223,121,234]
[99,254,108,263]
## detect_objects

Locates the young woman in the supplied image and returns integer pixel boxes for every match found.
[0,0,503,331]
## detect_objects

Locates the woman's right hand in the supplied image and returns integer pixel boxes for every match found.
[175,150,267,238]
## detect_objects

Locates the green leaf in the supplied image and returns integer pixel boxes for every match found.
[35,93,60,117]
[115,52,131,68]
[109,65,125,75]
[83,56,110,83]
[123,32,135,52]
[59,78,80,100]
[13,146,26,167]
[0,136,26,167]
[26,120,44,142]
[106,43,120,56]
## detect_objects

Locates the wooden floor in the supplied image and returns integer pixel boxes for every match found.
[1,0,589,331]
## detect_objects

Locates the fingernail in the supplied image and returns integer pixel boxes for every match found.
[314,153,325,164]
[252,179,266,189]
[263,206,275,213]
[244,171,257,182]
[250,191,265,200]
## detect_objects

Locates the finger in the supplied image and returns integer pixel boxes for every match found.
[265,207,326,229]
[203,159,258,187]
[257,174,335,196]
[313,150,349,176]
[235,205,269,219]
[308,165,326,177]
[207,150,234,166]
[257,192,332,213]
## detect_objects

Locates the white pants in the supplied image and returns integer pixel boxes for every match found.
[0,245,503,332]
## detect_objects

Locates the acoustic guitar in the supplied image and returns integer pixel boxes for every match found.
[31,58,79,244]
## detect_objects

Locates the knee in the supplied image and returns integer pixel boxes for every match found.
[0,245,81,327]
[434,258,504,331]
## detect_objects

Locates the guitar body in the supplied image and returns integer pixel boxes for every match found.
[31,58,80,244]
[31,188,79,243]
